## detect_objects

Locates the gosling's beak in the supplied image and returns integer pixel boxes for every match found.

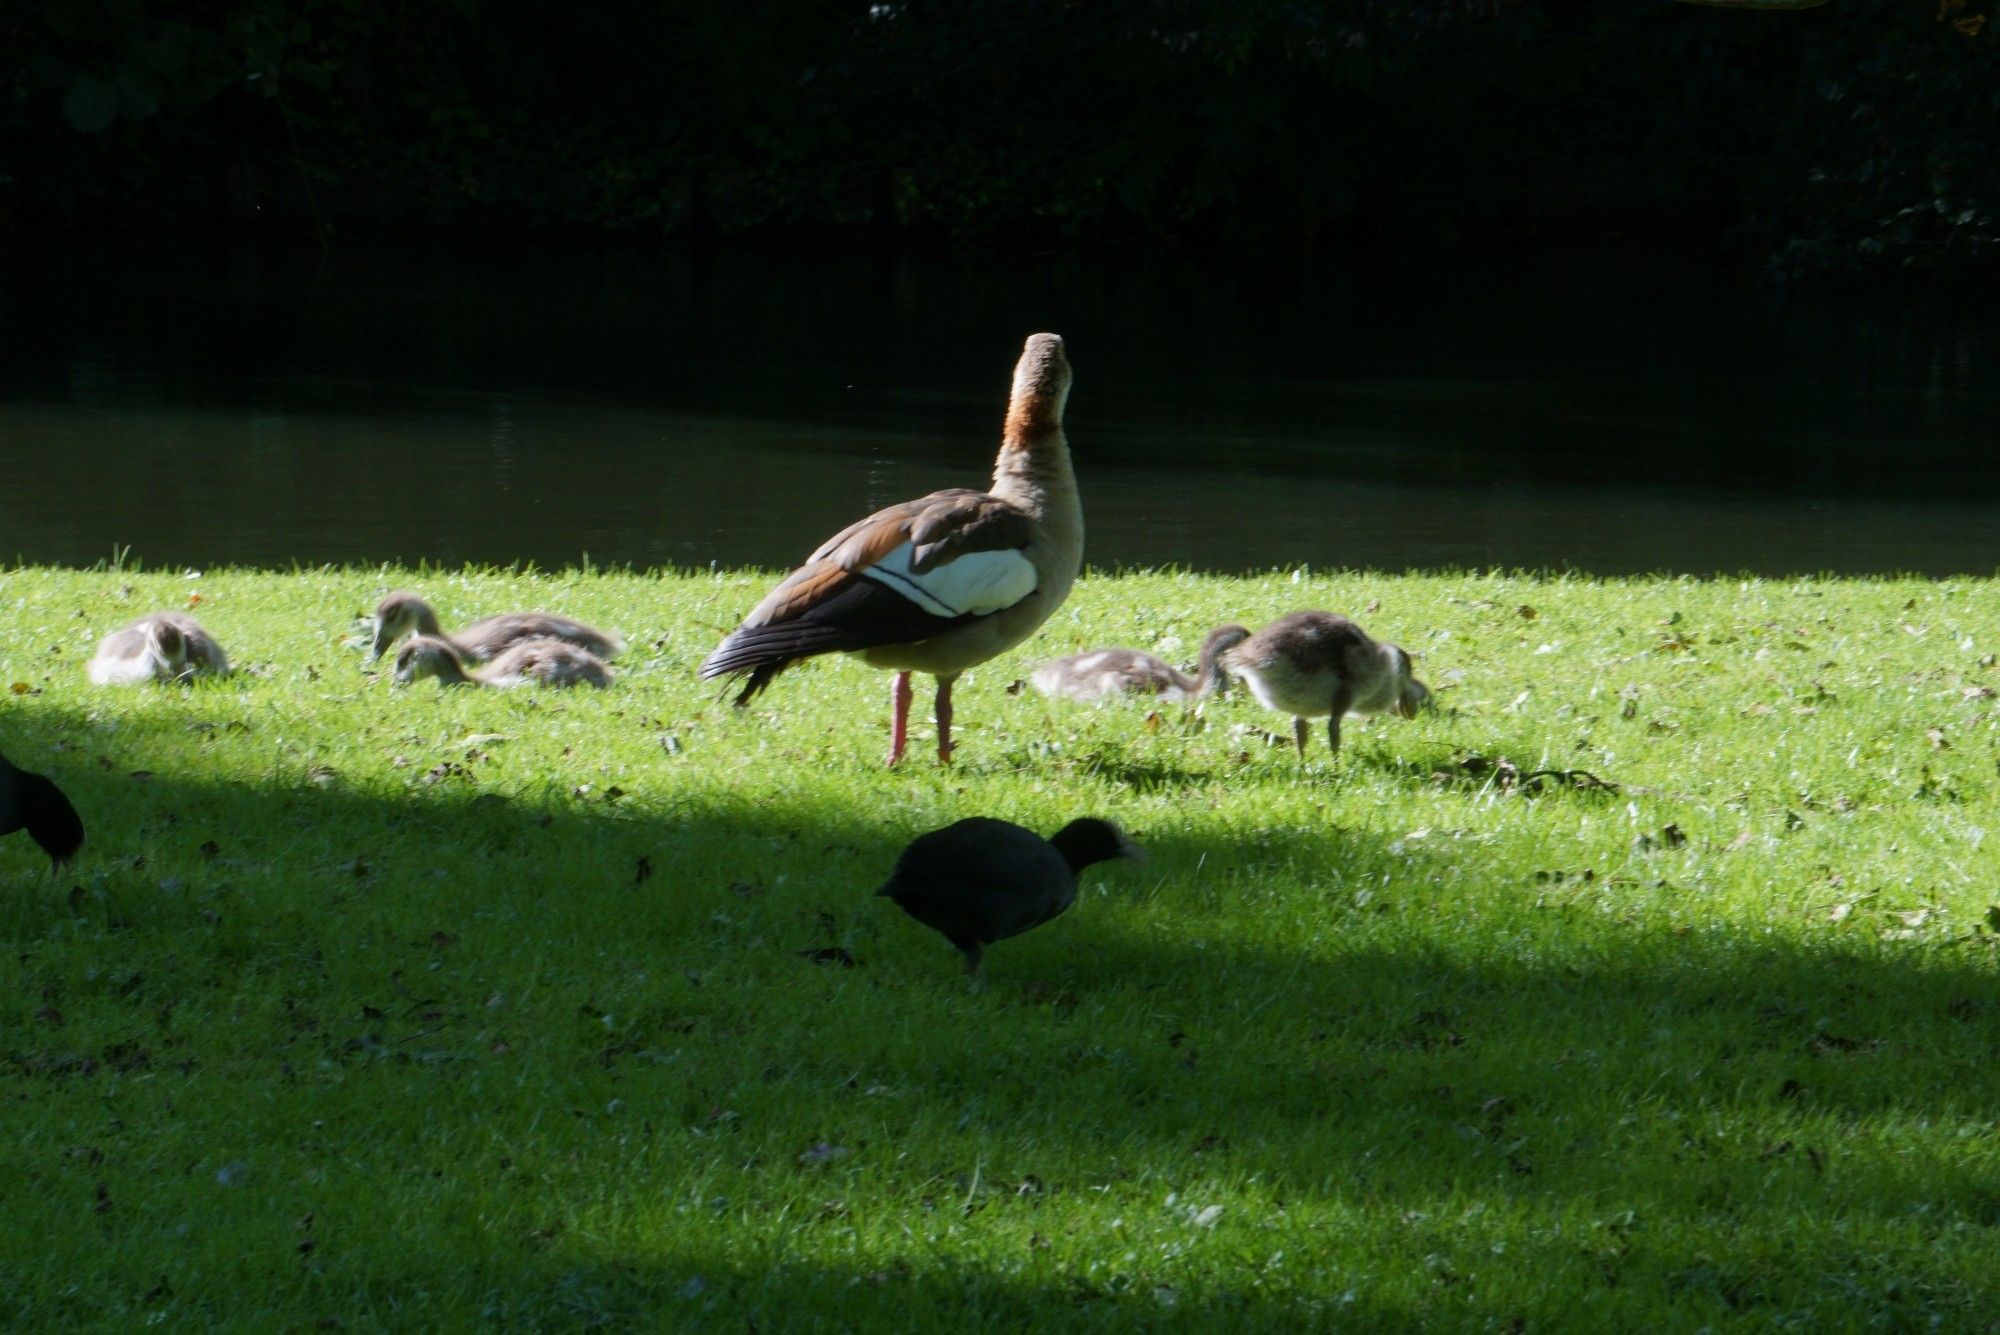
[368,626,390,663]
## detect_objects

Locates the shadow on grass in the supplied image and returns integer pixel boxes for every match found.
[5,703,2000,1325]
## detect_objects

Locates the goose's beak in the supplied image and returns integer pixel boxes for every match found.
[1116,833,1148,863]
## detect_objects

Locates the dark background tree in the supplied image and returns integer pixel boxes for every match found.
[5,0,1994,277]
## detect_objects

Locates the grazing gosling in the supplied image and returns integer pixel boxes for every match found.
[876,816,1143,977]
[87,613,230,685]
[1032,623,1252,704]
[394,635,614,690]
[1222,611,1429,759]
[0,751,85,871]
[369,591,624,664]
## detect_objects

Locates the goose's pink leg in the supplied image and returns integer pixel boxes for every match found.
[936,675,958,764]
[888,672,913,766]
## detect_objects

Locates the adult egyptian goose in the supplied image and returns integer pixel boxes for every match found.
[1222,611,1429,758]
[369,592,624,664]
[876,816,1143,976]
[87,613,230,685]
[1032,623,1252,704]
[0,751,85,871]
[701,333,1084,765]
[393,635,614,690]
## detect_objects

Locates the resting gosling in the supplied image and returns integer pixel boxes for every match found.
[0,751,85,871]
[1222,611,1429,758]
[369,591,624,664]
[394,635,614,690]
[87,613,230,685]
[1032,623,1251,704]
[876,816,1143,976]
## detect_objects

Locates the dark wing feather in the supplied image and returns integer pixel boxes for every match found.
[699,571,976,700]
[701,490,1032,700]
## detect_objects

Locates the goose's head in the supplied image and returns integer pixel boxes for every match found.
[147,619,189,675]
[1199,623,1253,693]
[1388,646,1430,718]
[1005,333,1072,439]
[394,635,467,686]
[371,592,441,662]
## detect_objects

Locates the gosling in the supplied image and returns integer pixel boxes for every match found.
[87,613,230,685]
[369,591,624,664]
[1031,624,1252,704]
[1222,611,1428,758]
[394,635,614,690]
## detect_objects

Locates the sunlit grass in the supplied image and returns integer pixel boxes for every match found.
[2,564,1998,1328]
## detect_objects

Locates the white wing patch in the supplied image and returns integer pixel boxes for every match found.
[860,541,1037,618]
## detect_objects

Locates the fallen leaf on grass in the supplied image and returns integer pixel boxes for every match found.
[797,947,858,967]
[798,1143,849,1166]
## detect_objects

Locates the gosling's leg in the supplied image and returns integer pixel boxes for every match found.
[1293,716,1310,760]
[889,672,913,767]
[1326,683,1352,758]
[935,674,958,765]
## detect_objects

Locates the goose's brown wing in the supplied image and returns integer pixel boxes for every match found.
[699,489,1038,701]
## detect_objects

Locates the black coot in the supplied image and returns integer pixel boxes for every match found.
[0,751,84,871]
[876,816,1142,974]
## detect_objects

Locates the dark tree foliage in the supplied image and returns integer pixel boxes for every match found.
[5,0,1995,275]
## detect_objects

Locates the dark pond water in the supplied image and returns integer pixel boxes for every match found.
[3,243,1995,577]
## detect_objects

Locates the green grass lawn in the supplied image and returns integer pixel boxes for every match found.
[3,564,1999,1329]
